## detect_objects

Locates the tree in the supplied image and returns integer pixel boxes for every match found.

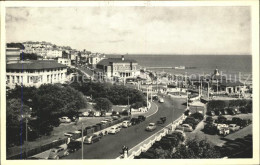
[7,84,87,140]
[6,99,30,147]
[190,112,204,121]
[207,100,227,112]
[172,139,221,158]
[20,53,38,60]
[183,117,199,129]
[94,98,113,112]
[206,116,214,123]
[70,81,146,107]
[7,43,25,49]
[217,115,227,124]
[229,99,247,107]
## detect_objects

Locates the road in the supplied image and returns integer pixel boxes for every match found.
[62,95,186,159]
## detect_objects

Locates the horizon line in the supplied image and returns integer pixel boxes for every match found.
[107,53,252,56]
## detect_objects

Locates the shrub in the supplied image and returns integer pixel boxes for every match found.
[203,124,218,135]
[231,117,242,125]
[239,106,248,114]
[190,112,204,121]
[183,117,199,129]
[206,117,214,124]
[217,115,227,124]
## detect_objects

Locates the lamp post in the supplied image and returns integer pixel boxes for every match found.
[22,107,31,159]
[81,122,84,160]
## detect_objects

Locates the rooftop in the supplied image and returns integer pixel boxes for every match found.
[6,60,67,70]
[219,81,244,87]
[97,58,137,66]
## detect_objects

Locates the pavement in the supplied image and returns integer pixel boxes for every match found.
[62,96,186,159]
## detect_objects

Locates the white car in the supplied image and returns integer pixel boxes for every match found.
[108,126,121,134]
[94,111,101,117]
[122,121,132,128]
[100,120,108,125]
[159,98,164,103]
[145,123,157,131]
[59,116,71,123]
[81,112,89,117]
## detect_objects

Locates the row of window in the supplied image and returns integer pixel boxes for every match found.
[6,73,65,84]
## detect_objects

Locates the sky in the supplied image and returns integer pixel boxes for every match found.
[6,6,251,55]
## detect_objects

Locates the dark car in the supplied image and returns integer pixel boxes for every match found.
[68,141,82,153]
[138,115,146,122]
[157,117,167,124]
[227,108,236,115]
[215,110,222,116]
[130,118,140,125]
[221,109,228,115]
[209,111,215,116]
[84,134,101,144]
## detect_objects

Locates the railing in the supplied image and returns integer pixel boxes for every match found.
[119,114,187,159]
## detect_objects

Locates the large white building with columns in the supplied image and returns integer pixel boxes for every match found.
[6,60,67,88]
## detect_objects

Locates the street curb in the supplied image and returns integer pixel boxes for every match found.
[146,103,159,118]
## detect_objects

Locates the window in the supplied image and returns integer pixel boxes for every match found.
[17,76,20,83]
[7,76,10,83]
[12,76,14,83]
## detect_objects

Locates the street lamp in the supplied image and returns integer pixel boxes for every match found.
[81,122,84,160]
[22,107,31,159]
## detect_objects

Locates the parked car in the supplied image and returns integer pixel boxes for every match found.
[159,98,164,103]
[100,120,108,125]
[218,127,230,136]
[108,126,121,134]
[145,123,157,131]
[227,108,236,115]
[94,111,101,117]
[48,146,69,159]
[215,110,222,116]
[59,116,71,123]
[176,124,193,132]
[104,118,113,123]
[68,141,81,153]
[64,132,74,138]
[214,123,229,130]
[138,115,146,122]
[84,134,101,144]
[81,111,89,117]
[112,115,120,120]
[209,111,215,116]
[229,124,240,132]
[122,120,132,128]
[221,109,228,115]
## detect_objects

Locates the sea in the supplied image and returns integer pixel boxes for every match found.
[107,55,252,84]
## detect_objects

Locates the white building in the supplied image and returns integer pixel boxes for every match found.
[88,53,106,67]
[57,58,71,67]
[46,49,62,58]
[6,60,67,89]
[6,48,20,64]
[96,55,140,80]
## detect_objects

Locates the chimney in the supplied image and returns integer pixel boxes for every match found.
[122,55,124,61]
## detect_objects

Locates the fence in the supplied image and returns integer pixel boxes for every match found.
[119,114,186,159]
